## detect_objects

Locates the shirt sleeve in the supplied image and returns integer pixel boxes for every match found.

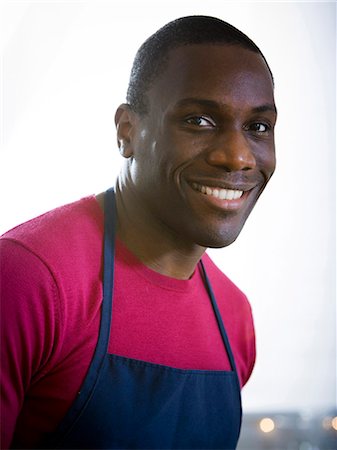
[241,300,256,387]
[0,239,61,449]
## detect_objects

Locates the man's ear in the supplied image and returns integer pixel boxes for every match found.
[115,104,136,158]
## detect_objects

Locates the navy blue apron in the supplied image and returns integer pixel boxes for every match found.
[44,187,242,449]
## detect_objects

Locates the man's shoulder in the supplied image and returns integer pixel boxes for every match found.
[2,195,102,239]
[202,252,255,387]
[1,195,104,268]
[202,252,247,301]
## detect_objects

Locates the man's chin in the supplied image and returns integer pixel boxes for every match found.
[195,228,242,249]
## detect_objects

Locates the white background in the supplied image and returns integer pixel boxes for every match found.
[0,0,335,414]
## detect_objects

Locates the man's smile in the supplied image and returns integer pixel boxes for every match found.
[191,183,244,200]
[188,180,255,212]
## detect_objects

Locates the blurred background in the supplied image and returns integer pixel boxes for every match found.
[0,1,335,448]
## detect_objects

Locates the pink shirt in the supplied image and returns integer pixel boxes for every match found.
[0,196,255,448]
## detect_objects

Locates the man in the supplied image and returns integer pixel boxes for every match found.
[0,15,277,449]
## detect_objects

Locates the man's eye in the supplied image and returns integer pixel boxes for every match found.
[249,122,270,133]
[185,116,215,127]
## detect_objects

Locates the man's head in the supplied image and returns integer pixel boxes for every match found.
[126,15,273,115]
[116,16,276,249]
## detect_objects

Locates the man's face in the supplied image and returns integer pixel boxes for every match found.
[125,44,277,248]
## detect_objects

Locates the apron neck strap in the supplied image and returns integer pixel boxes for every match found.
[199,261,239,374]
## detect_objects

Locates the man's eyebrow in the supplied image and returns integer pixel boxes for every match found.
[251,104,277,115]
[174,98,277,115]
[175,98,220,109]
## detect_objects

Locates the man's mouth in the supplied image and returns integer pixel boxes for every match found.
[191,182,244,200]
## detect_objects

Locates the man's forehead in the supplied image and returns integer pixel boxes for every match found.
[163,43,268,72]
[147,44,275,111]
[174,97,277,115]
[151,44,273,93]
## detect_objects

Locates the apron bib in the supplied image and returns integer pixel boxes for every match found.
[44,187,242,449]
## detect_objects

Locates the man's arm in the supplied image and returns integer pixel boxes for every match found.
[0,239,60,449]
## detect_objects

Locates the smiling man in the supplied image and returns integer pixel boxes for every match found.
[1,16,276,450]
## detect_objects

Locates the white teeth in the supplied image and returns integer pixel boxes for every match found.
[192,183,243,200]
[225,190,234,200]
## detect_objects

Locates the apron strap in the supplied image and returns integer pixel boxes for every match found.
[100,186,116,349]
[200,261,239,375]
[84,187,116,367]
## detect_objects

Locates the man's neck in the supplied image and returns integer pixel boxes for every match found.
[96,187,206,280]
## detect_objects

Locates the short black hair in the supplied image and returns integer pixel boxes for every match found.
[126,15,273,114]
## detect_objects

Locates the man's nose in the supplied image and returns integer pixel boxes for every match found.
[206,131,256,171]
